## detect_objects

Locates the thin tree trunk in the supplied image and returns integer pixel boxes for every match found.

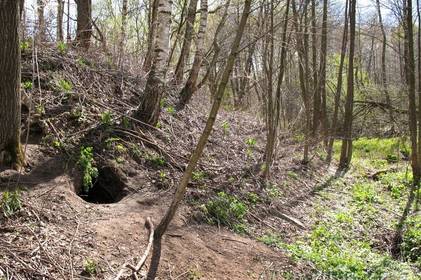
[0,0,25,169]
[319,0,328,144]
[311,0,320,136]
[66,0,71,42]
[403,0,420,183]
[75,0,92,50]
[177,0,208,109]
[167,0,187,67]
[143,0,159,71]
[135,0,173,126]
[196,0,231,90]
[292,0,311,164]
[154,0,252,239]
[36,0,46,43]
[376,0,394,131]
[118,0,129,70]
[263,0,290,179]
[326,0,348,163]
[174,0,198,84]
[57,0,64,42]
[338,0,356,169]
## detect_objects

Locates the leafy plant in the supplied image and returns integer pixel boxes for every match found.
[204,192,248,231]
[146,153,166,167]
[20,40,31,52]
[287,171,298,180]
[57,41,68,54]
[121,116,130,128]
[159,171,167,180]
[245,138,257,158]
[247,192,260,205]
[100,111,113,126]
[22,81,33,90]
[266,183,281,198]
[58,79,72,93]
[78,147,98,192]
[35,104,45,115]
[83,258,97,276]
[221,121,230,135]
[401,215,421,265]
[192,170,206,181]
[52,139,62,149]
[166,106,176,114]
[352,182,378,204]
[1,190,22,217]
[258,232,283,247]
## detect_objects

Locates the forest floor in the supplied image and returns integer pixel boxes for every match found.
[0,48,420,279]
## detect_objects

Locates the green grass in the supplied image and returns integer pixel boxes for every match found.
[280,138,420,279]
[332,137,409,164]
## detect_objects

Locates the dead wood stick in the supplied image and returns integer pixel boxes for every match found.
[114,217,154,280]
[367,168,398,180]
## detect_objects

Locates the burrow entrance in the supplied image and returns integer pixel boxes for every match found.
[78,166,128,204]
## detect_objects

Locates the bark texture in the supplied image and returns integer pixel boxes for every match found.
[135,0,173,126]
[339,0,356,169]
[174,0,198,84]
[75,0,92,50]
[0,0,24,168]
[177,0,208,109]
[57,0,65,42]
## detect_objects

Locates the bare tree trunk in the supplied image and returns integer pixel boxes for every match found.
[154,0,251,239]
[319,0,328,144]
[174,0,198,84]
[75,0,92,50]
[376,0,394,131]
[167,0,187,67]
[143,0,159,71]
[177,0,208,109]
[36,0,46,43]
[311,0,320,136]
[263,0,290,179]
[135,0,173,126]
[326,0,348,163]
[57,0,64,42]
[403,0,420,183]
[0,0,25,169]
[338,0,356,169]
[66,0,71,42]
[118,0,129,70]
[196,0,231,90]
[292,0,311,164]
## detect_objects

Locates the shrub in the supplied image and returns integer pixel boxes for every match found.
[57,41,68,54]
[1,190,22,217]
[83,259,97,276]
[22,81,33,90]
[58,79,72,93]
[352,182,378,204]
[78,147,98,192]
[100,111,113,126]
[401,215,421,265]
[204,192,248,230]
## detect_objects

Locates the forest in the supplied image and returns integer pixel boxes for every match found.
[0,0,420,279]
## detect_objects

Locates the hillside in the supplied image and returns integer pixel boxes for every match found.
[0,48,419,279]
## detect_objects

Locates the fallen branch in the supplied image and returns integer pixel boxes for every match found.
[114,217,154,280]
[367,168,398,180]
[268,208,306,230]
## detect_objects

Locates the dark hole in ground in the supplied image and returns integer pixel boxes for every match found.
[79,166,128,204]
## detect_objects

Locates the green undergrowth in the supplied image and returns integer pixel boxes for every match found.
[271,138,420,279]
[201,191,249,233]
